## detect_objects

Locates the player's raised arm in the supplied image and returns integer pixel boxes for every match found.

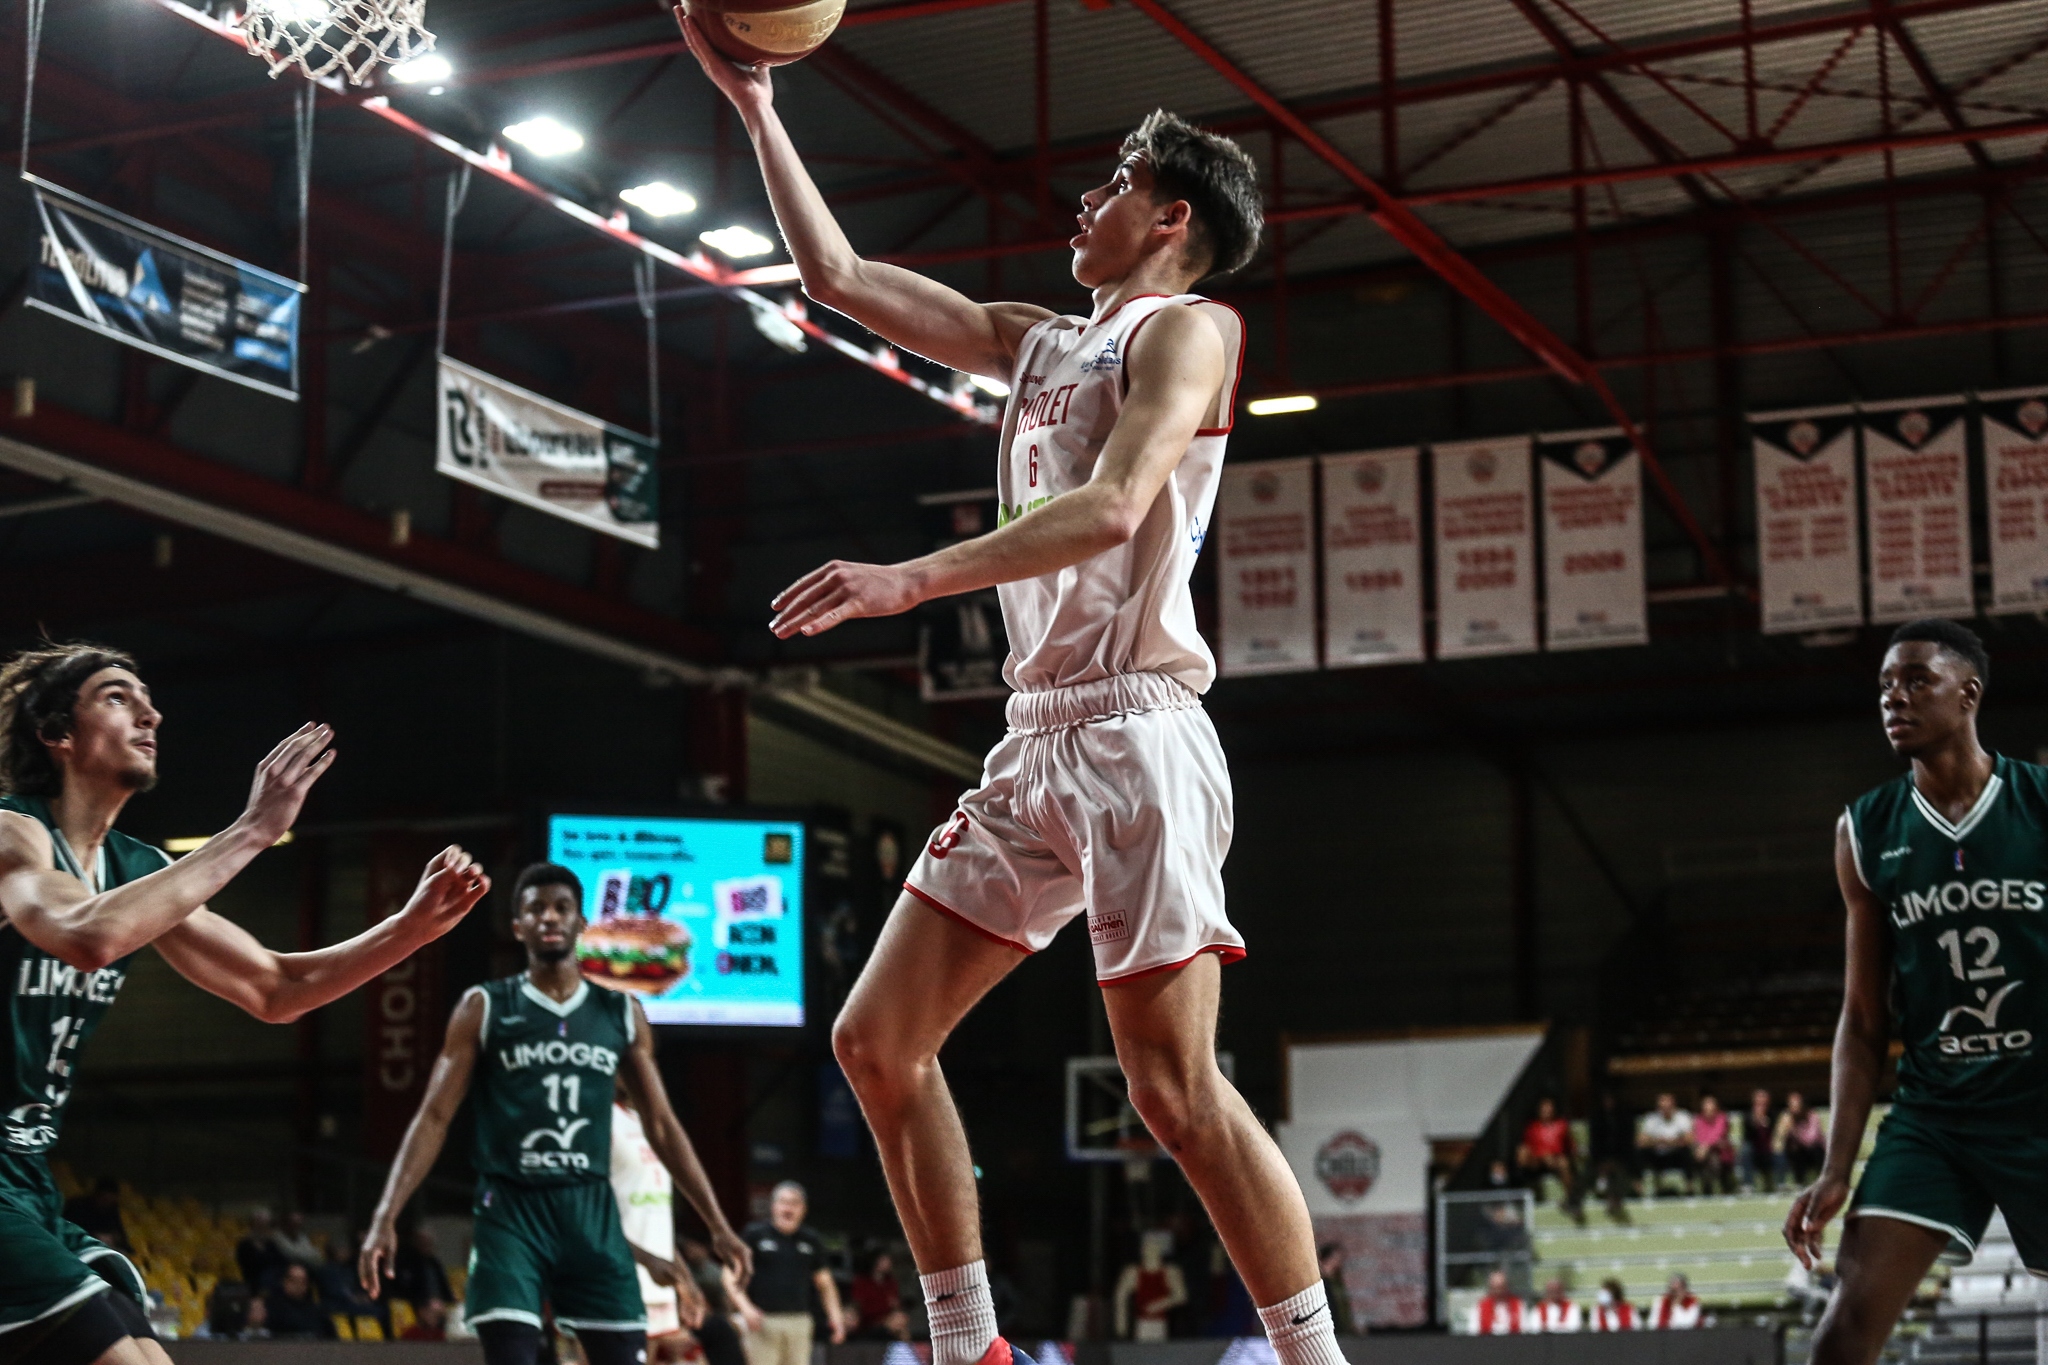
[1784,814,1893,1267]
[678,12,1051,379]
[617,995,755,1284]
[768,302,1223,639]
[0,722,335,971]
[361,986,487,1296]
[152,846,489,1024]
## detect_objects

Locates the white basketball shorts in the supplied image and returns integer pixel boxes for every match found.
[903,671,1245,984]
[637,1267,681,1338]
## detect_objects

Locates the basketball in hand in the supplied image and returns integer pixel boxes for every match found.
[681,0,847,66]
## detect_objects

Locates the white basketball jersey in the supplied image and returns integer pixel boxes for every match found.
[996,293,1245,695]
[609,1102,674,1260]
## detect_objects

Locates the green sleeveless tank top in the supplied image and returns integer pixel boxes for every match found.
[0,795,169,1155]
[1847,755,2048,1130]
[472,974,634,1185]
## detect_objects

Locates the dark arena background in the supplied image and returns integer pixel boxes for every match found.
[3,0,2046,1363]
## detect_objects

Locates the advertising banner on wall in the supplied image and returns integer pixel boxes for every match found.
[1319,449,1424,668]
[1275,1115,1430,1328]
[1217,458,1318,676]
[1982,388,2048,615]
[1432,437,1536,659]
[361,836,448,1162]
[1861,396,1972,623]
[25,175,304,401]
[437,356,661,548]
[1537,428,1647,650]
[1751,405,1863,634]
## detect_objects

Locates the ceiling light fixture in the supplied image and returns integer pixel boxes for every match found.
[1246,394,1318,416]
[501,116,584,158]
[388,53,451,84]
[620,181,698,219]
[968,375,1010,398]
[699,225,776,259]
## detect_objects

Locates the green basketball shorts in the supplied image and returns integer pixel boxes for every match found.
[1849,1104,2048,1272]
[0,1153,147,1339]
[465,1178,645,1332]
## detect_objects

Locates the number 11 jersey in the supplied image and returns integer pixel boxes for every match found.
[1847,754,2048,1130]
[474,975,633,1184]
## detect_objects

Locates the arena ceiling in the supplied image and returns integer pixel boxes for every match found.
[3,0,2047,770]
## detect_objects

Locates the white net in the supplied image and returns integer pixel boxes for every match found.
[237,0,435,86]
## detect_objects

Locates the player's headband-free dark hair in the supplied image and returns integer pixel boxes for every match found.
[0,643,141,797]
[1119,110,1263,280]
[511,861,584,911]
[1888,617,1990,687]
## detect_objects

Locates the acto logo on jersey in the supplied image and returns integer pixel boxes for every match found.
[519,1117,594,1172]
[3,1103,56,1151]
[1891,878,2048,928]
[497,1040,620,1075]
[1938,982,2032,1057]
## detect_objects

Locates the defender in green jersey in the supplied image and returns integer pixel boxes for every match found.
[1789,620,2048,1365]
[0,643,489,1365]
[360,862,751,1365]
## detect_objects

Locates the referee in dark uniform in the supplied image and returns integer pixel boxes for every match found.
[734,1182,844,1365]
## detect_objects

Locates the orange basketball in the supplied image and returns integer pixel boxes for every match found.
[681,0,846,67]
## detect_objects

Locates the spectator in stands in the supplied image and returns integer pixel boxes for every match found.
[1737,1088,1785,1192]
[1466,1270,1526,1334]
[1586,1090,1636,1220]
[1532,1278,1580,1332]
[390,1226,454,1309]
[1316,1243,1356,1336]
[263,1263,336,1339]
[1515,1096,1578,1216]
[204,1280,257,1339]
[274,1210,322,1269]
[235,1208,289,1291]
[401,1298,449,1341]
[62,1177,129,1252]
[1774,1090,1826,1185]
[1647,1273,1702,1330]
[1635,1092,1695,1195]
[849,1247,909,1341]
[1691,1093,1735,1195]
[315,1232,381,1320]
[1589,1279,1637,1331]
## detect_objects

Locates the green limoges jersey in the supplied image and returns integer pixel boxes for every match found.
[0,795,169,1156]
[1848,755,2048,1130]
[474,975,634,1185]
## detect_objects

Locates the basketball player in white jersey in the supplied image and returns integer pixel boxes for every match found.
[683,20,1348,1365]
[609,1092,704,1362]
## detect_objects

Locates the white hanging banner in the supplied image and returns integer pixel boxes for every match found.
[1982,388,2048,616]
[436,356,660,548]
[1217,458,1318,676]
[1537,428,1647,651]
[1861,396,1972,624]
[1752,405,1863,635]
[1319,449,1424,667]
[1431,437,1536,659]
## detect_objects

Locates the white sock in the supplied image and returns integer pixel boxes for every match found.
[922,1261,998,1365]
[1258,1282,1349,1365]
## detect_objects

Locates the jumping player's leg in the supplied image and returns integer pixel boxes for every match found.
[1808,1216,1948,1365]
[1102,955,1318,1303]
[832,894,1027,1269]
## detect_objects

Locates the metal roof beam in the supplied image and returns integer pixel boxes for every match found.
[1127,0,1732,588]
[1870,0,1995,171]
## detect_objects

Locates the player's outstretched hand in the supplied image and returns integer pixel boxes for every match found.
[1783,1172,1849,1269]
[399,845,492,938]
[770,560,921,638]
[675,9,773,114]
[358,1222,398,1298]
[677,1275,709,1331]
[240,723,336,846]
[712,1226,754,1286]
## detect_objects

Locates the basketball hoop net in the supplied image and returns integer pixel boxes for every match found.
[237,0,435,86]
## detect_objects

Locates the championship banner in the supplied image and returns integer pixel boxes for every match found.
[1217,458,1318,676]
[1537,428,1647,651]
[1319,450,1424,668]
[1862,396,1973,623]
[1751,404,1863,634]
[361,836,447,1163]
[437,357,661,548]
[1982,388,2048,615]
[1431,437,1537,659]
[25,175,304,401]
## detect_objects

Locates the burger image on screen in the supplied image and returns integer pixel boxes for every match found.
[578,914,692,995]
